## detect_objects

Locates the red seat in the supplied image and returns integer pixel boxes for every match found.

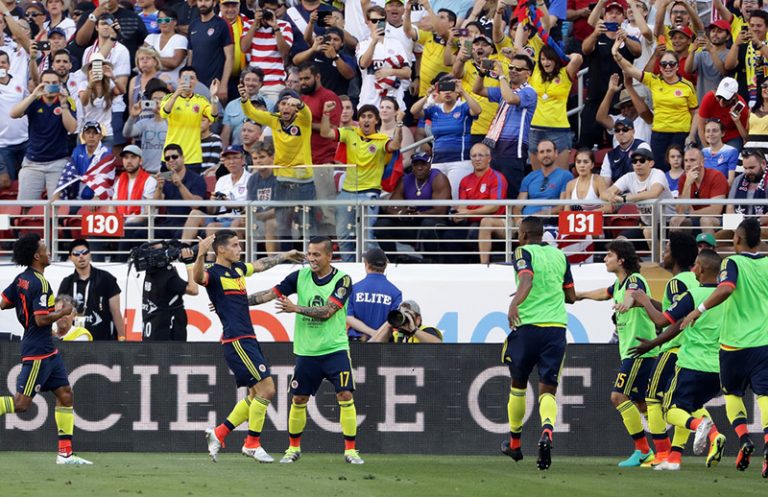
[205,174,216,195]
[0,180,18,200]
[59,205,84,242]
[595,147,611,167]
[12,205,45,238]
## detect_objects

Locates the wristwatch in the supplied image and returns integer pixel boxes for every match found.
[88,13,97,23]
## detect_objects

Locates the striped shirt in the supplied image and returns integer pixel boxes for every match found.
[248,20,294,88]
[201,133,223,173]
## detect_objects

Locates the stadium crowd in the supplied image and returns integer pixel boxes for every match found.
[1,0,768,262]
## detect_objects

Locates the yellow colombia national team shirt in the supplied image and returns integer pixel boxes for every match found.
[530,66,572,129]
[641,72,698,133]
[418,30,453,97]
[160,93,214,164]
[242,101,314,181]
[461,51,510,136]
[337,127,390,192]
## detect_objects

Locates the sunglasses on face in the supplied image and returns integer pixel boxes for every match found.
[631,157,648,164]
[71,249,90,256]
[27,12,44,18]
[164,154,179,161]
[369,17,385,22]
[660,61,678,68]
[614,127,631,133]
[509,65,528,72]
[539,176,550,193]
[157,17,173,23]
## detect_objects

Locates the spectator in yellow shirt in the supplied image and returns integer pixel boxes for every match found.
[160,66,219,173]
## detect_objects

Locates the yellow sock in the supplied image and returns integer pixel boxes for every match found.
[617,400,644,436]
[339,399,357,438]
[757,396,768,431]
[0,396,14,416]
[665,407,693,429]
[55,405,74,437]
[646,399,666,435]
[692,408,710,419]
[288,400,307,437]
[508,387,526,434]
[538,393,557,430]
[248,396,269,434]
[226,398,251,428]
[671,425,691,450]
[725,394,748,425]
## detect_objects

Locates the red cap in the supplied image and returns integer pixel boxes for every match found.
[708,19,732,33]
[604,0,627,12]
[669,25,694,39]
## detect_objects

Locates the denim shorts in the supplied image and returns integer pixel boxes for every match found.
[529,127,572,154]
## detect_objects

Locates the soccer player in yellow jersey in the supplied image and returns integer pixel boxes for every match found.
[160,66,219,170]
[239,84,315,249]
[320,100,403,262]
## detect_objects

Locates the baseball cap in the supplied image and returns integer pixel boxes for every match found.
[604,0,627,12]
[669,25,694,39]
[411,152,432,164]
[363,248,388,267]
[120,144,143,159]
[630,147,654,161]
[277,88,300,102]
[614,117,634,129]
[400,300,421,315]
[82,121,102,134]
[708,19,732,33]
[716,77,739,100]
[48,27,66,38]
[472,35,493,45]
[696,233,717,248]
[221,145,244,156]
[220,0,240,3]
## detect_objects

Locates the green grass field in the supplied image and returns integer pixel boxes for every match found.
[2,453,767,497]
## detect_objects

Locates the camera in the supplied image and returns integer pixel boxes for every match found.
[481,59,495,70]
[456,28,469,37]
[36,41,51,51]
[376,20,386,32]
[318,10,332,27]
[604,22,619,32]
[387,308,417,333]
[141,100,157,110]
[44,84,60,94]
[437,80,456,92]
[262,9,274,23]
[129,240,198,272]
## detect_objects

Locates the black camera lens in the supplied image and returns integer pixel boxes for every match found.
[387,310,407,328]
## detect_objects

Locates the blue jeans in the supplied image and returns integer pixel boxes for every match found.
[336,189,380,262]
[275,180,316,249]
[0,140,28,180]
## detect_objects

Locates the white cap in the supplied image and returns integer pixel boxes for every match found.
[716,77,739,100]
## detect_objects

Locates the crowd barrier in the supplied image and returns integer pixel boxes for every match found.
[0,342,762,455]
[1,198,761,264]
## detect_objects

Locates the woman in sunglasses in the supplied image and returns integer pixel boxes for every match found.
[143,9,188,84]
[25,2,47,38]
[613,38,698,172]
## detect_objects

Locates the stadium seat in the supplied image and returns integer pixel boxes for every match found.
[0,180,18,200]
[205,174,216,195]
[595,147,611,166]
[12,205,46,238]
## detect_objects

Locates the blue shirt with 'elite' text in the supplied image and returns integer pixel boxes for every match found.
[347,273,402,339]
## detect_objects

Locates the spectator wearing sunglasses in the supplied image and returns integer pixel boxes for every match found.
[601,146,674,248]
[513,139,572,218]
[614,44,698,171]
[58,239,126,341]
[143,9,188,84]
[669,146,728,235]
[600,117,647,187]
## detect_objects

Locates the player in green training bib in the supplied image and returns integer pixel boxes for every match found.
[680,218,768,476]
[629,249,726,470]
[501,217,576,471]
[624,231,698,467]
[247,236,362,465]
[576,240,658,467]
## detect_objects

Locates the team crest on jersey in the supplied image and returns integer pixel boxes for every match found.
[480,184,487,193]
[367,144,377,153]
[337,287,347,298]
[193,105,200,113]
[453,112,460,118]
[207,28,215,36]
[258,364,266,373]
[291,379,298,389]
[15,85,22,93]
[53,107,62,115]
[516,259,526,270]
[289,126,299,136]
[674,89,683,97]
[719,269,728,282]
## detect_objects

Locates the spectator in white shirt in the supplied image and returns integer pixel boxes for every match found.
[0,50,28,187]
[143,9,188,85]
[241,0,294,101]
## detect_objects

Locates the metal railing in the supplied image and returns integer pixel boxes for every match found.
[0,197,763,263]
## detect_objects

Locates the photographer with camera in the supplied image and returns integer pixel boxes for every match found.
[53,295,93,342]
[135,241,199,341]
[370,300,443,343]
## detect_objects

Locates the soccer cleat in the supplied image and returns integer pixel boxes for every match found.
[641,451,668,468]
[653,460,680,471]
[536,432,552,471]
[205,428,222,463]
[617,450,654,467]
[56,454,93,465]
[761,443,768,478]
[706,434,726,468]
[242,446,274,463]
[693,417,714,455]
[735,437,755,471]
[279,447,301,464]
[500,440,523,462]
[344,449,365,465]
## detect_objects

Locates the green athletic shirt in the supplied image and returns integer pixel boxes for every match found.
[513,244,574,327]
[663,284,722,373]
[275,266,352,356]
[608,273,658,360]
[717,254,768,348]
[660,271,697,352]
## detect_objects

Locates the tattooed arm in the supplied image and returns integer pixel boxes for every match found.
[250,249,305,273]
[276,297,342,320]
[248,289,279,306]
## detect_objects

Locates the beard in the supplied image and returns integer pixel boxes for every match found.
[199,5,213,15]
[299,82,316,95]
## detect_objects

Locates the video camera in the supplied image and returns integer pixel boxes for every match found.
[129,240,197,272]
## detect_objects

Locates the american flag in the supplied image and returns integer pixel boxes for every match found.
[55,146,116,200]
[374,54,407,98]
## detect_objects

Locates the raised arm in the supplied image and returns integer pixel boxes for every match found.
[251,249,305,272]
